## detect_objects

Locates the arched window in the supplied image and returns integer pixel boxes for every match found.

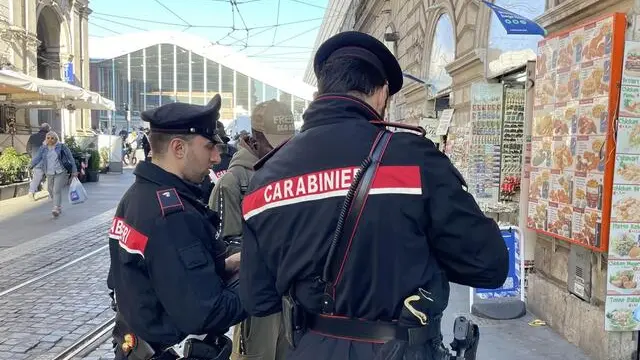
[486,1,545,77]
[427,14,455,93]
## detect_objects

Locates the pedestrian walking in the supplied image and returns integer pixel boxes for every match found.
[26,123,50,199]
[238,31,509,360]
[107,94,246,360]
[29,131,77,218]
[209,99,294,360]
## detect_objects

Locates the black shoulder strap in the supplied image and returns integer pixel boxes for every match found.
[320,130,393,314]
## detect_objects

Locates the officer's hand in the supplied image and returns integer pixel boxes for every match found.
[225,252,241,273]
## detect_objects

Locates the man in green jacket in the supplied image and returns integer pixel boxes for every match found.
[209,99,295,360]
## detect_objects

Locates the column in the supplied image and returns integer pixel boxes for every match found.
[81,6,92,130]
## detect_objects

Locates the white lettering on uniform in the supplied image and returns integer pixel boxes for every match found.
[260,167,362,205]
[264,184,273,202]
[341,169,352,188]
[296,178,307,196]
[121,226,131,244]
[272,183,282,201]
[308,175,318,193]
[283,179,294,198]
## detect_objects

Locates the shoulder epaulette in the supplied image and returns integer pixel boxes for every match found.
[155,188,185,217]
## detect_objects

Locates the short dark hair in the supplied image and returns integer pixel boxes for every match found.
[148,132,196,156]
[317,57,386,96]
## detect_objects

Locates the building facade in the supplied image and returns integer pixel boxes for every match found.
[0,0,92,151]
[89,31,314,133]
[310,0,640,359]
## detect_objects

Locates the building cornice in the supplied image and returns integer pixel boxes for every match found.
[354,0,385,30]
[535,0,623,35]
[445,48,485,77]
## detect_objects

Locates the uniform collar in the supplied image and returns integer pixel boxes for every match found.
[134,161,204,201]
[301,94,382,132]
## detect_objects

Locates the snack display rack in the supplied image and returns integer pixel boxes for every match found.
[468,83,504,203]
[445,122,471,180]
[500,88,526,201]
[526,13,626,252]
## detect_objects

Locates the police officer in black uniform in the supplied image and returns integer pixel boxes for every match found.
[238,31,509,360]
[107,94,246,360]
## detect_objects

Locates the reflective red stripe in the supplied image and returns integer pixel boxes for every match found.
[108,217,149,257]
[242,165,422,220]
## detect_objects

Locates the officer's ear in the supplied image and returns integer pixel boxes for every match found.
[169,137,188,159]
[372,83,390,114]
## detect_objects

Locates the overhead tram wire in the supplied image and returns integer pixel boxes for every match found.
[289,0,325,10]
[272,0,282,45]
[248,24,319,56]
[153,0,192,27]
[91,11,326,30]
[89,0,337,58]
[230,0,252,48]
[89,21,121,35]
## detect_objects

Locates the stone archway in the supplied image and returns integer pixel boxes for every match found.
[36,4,71,81]
[423,12,456,94]
[35,4,71,131]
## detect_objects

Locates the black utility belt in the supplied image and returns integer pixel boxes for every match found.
[307,313,441,345]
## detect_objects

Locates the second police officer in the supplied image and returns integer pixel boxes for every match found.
[238,31,509,359]
[107,95,246,360]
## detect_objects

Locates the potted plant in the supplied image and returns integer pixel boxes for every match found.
[99,147,110,174]
[86,149,101,182]
[0,147,31,200]
[64,136,88,182]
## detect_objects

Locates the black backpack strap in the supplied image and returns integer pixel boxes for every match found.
[320,130,393,314]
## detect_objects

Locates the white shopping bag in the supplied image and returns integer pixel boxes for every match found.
[68,177,88,205]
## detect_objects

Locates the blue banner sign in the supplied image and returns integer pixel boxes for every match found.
[64,62,74,84]
[475,227,522,299]
[481,0,546,36]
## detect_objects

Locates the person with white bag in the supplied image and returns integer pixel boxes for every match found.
[68,177,88,205]
[29,131,78,217]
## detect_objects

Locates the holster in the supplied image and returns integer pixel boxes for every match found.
[112,313,156,360]
[224,236,242,255]
[281,292,307,349]
[179,335,232,360]
[450,316,480,360]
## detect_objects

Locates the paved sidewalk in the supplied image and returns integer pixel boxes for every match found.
[443,284,591,360]
[0,169,134,248]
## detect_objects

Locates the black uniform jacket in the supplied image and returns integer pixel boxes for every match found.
[107,162,246,347]
[239,95,509,322]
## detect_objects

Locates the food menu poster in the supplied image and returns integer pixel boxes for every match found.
[527,12,626,253]
[605,40,640,332]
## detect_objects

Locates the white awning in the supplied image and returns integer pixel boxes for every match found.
[0,69,116,111]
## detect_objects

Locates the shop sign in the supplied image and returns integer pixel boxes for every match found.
[63,62,74,84]
[419,117,439,143]
[435,108,454,136]
[481,0,546,36]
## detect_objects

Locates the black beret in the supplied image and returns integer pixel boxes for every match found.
[141,94,223,143]
[313,31,403,95]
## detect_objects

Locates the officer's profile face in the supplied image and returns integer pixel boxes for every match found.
[181,135,221,182]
